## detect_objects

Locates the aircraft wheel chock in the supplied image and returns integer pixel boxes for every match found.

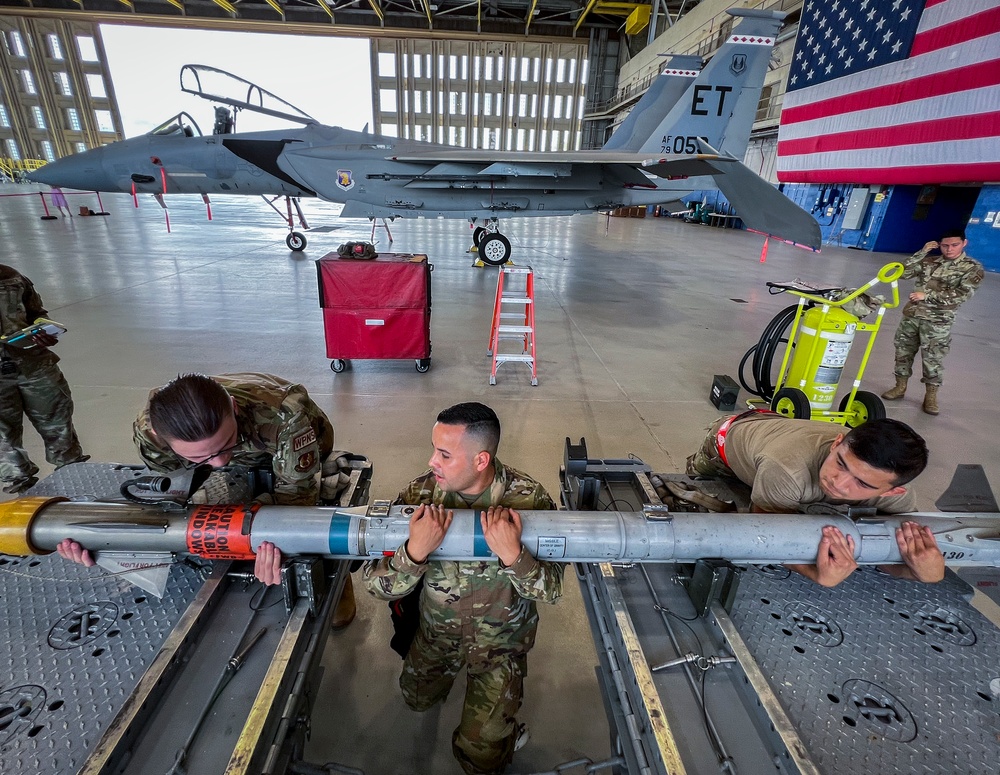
[479,234,512,266]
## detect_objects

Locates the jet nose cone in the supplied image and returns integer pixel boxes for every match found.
[26,150,113,191]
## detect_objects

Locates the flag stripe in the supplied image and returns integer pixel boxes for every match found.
[911,6,1000,55]
[778,86,997,141]
[919,0,997,30]
[777,138,1000,173]
[782,58,1000,125]
[778,112,1000,155]
[779,162,1000,185]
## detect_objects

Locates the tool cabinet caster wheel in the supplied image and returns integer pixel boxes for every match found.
[330,359,346,373]
[415,359,430,373]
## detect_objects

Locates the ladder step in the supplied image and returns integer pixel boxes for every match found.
[500,296,532,304]
[498,325,533,333]
[499,312,524,319]
[494,354,535,363]
[501,267,533,274]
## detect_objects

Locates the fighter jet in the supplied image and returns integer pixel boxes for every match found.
[29,9,820,263]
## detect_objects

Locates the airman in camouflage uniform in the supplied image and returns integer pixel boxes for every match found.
[133,372,333,505]
[0,264,87,494]
[882,230,984,415]
[60,373,357,623]
[364,402,562,775]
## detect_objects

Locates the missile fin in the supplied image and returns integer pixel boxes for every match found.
[94,551,175,597]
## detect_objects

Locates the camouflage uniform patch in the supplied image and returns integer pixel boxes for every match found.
[363,460,562,775]
[133,372,333,505]
[892,248,984,386]
[0,266,86,487]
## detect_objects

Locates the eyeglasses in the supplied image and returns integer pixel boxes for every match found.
[177,433,245,469]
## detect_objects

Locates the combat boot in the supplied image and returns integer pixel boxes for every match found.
[332,573,357,629]
[923,385,940,415]
[882,376,908,400]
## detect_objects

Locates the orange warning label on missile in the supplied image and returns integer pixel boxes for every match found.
[186,503,257,559]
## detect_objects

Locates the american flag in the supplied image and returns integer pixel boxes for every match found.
[776,0,1000,185]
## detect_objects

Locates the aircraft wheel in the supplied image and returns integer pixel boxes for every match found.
[479,234,512,266]
[770,387,810,419]
[415,358,431,373]
[472,226,488,247]
[287,232,307,251]
[330,359,347,373]
[838,390,886,427]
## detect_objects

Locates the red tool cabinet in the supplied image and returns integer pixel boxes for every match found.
[316,252,432,373]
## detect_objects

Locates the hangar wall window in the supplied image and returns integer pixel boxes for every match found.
[65,107,80,130]
[414,91,422,113]
[40,140,55,162]
[0,105,9,127]
[74,142,87,153]
[47,34,64,60]
[378,52,395,77]
[449,55,458,79]
[87,74,106,99]
[556,60,566,83]
[568,60,577,84]
[473,57,480,80]
[7,31,26,58]
[517,129,525,151]
[553,95,563,120]
[521,58,530,82]
[54,72,73,96]
[96,110,114,132]
[497,57,504,81]
[6,138,20,160]
[460,56,468,80]
[20,70,36,95]
[531,94,537,118]
[382,125,397,138]
[31,105,46,129]
[473,92,479,117]
[485,58,493,80]
[413,56,421,78]
[77,36,98,62]
[484,93,491,116]
[519,95,527,116]
[380,89,397,113]
[533,58,540,82]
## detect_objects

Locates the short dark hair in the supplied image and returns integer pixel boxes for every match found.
[149,374,233,443]
[843,418,928,486]
[436,402,501,457]
[940,228,966,242]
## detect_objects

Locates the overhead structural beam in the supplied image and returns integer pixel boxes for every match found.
[525,0,538,34]
[210,0,238,15]
[367,0,384,24]
[161,0,185,11]
[261,0,284,17]
[420,0,433,28]
[574,0,600,35]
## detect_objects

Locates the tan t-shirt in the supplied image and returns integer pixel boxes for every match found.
[724,416,916,513]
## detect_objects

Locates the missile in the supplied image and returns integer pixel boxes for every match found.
[3,497,1000,571]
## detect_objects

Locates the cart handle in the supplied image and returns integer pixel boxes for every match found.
[767,262,903,311]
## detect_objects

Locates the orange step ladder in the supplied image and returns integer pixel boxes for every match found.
[487,265,537,386]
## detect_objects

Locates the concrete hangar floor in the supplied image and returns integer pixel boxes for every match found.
[3,183,999,773]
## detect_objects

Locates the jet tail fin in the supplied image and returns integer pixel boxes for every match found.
[607,9,784,157]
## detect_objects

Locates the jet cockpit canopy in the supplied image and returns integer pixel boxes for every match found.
[179,64,317,129]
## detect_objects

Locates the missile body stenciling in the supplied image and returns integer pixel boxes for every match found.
[2,498,1000,568]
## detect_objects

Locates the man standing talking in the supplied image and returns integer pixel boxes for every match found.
[882,229,984,415]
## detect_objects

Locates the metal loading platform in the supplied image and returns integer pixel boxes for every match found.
[0,461,371,775]
[560,440,1000,775]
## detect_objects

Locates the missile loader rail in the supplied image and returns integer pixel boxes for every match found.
[561,439,1000,775]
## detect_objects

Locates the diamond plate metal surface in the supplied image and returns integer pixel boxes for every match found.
[729,566,1000,773]
[1,463,209,774]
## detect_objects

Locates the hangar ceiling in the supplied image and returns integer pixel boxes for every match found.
[0,0,700,41]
